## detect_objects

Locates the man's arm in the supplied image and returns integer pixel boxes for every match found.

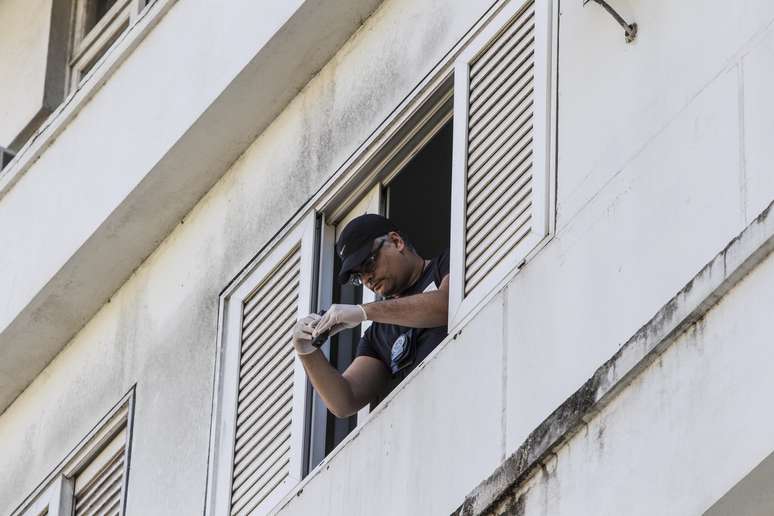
[299,352,389,418]
[313,274,450,337]
[293,314,389,418]
[363,273,449,327]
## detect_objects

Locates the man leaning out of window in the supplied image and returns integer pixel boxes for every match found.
[292,214,450,417]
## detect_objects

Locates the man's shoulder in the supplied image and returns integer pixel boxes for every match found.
[433,248,450,261]
[431,248,450,284]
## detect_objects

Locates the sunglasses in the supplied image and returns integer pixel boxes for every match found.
[349,238,386,286]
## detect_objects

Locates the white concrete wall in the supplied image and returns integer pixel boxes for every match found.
[0,0,497,514]
[507,0,774,454]
[0,0,51,146]
[2,0,774,515]
[512,246,774,516]
[279,0,774,514]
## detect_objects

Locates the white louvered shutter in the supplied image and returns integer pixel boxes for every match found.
[15,395,133,516]
[207,215,314,516]
[73,426,128,516]
[450,0,552,325]
[230,247,301,515]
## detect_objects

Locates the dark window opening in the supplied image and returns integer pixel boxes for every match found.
[306,119,453,473]
[0,147,15,171]
[307,264,362,470]
[385,120,453,260]
[85,0,119,34]
[79,17,129,78]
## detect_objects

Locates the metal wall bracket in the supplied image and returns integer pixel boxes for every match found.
[584,0,638,43]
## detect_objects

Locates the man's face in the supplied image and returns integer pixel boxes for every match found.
[355,232,415,297]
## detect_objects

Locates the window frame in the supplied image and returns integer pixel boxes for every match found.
[306,184,383,471]
[448,0,557,331]
[305,91,455,469]
[67,0,152,91]
[205,212,317,516]
[18,475,72,516]
[12,388,135,516]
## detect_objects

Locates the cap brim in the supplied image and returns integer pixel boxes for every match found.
[337,241,374,284]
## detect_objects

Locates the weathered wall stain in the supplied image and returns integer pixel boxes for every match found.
[452,196,774,516]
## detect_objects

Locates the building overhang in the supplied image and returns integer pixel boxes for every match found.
[0,0,382,413]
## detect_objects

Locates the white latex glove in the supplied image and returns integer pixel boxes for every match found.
[313,304,368,338]
[292,313,322,355]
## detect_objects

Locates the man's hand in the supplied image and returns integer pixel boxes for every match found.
[292,313,322,355]
[313,304,367,338]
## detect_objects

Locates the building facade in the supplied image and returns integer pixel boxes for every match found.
[2,0,774,514]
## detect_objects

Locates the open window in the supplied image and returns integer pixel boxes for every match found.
[12,389,134,516]
[306,110,453,471]
[304,0,556,469]
[207,0,556,500]
[305,185,382,470]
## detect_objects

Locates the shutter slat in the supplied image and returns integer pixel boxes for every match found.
[232,433,291,506]
[468,68,533,145]
[468,61,535,143]
[242,274,297,336]
[234,404,293,467]
[468,136,532,207]
[236,367,292,434]
[237,348,294,407]
[242,276,298,341]
[231,246,300,513]
[466,201,532,279]
[468,104,532,191]
[467,162,532,235]
[79,482,123,516]
[466,183,532,255]
[469,3,535,83]
[241,289,298,356]
[469,33,534,113]
[234,379,293,444]
[76,464,123,515]
[100,497,121,516]
[74,441,126,516]
[242,253,300,318]
[467,137,532,207]
[241,273,298,342]
[465,213,532,294]
[463,1,537,296]
[232,463,289,516]
[239,314,296,377]
[235,369,294,433]
[468,126,532,203]
[231,453,290,516]
[75,453,123,507]
[467,97,532,172]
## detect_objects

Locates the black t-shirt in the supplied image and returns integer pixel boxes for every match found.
[356,249,449,379]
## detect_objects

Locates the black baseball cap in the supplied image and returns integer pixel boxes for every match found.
[336,214,399,284]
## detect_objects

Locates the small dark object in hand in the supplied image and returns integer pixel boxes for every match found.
[311,310,330,348]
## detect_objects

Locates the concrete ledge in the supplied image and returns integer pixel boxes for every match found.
[452,199,774,516]
[0,0,382,413]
